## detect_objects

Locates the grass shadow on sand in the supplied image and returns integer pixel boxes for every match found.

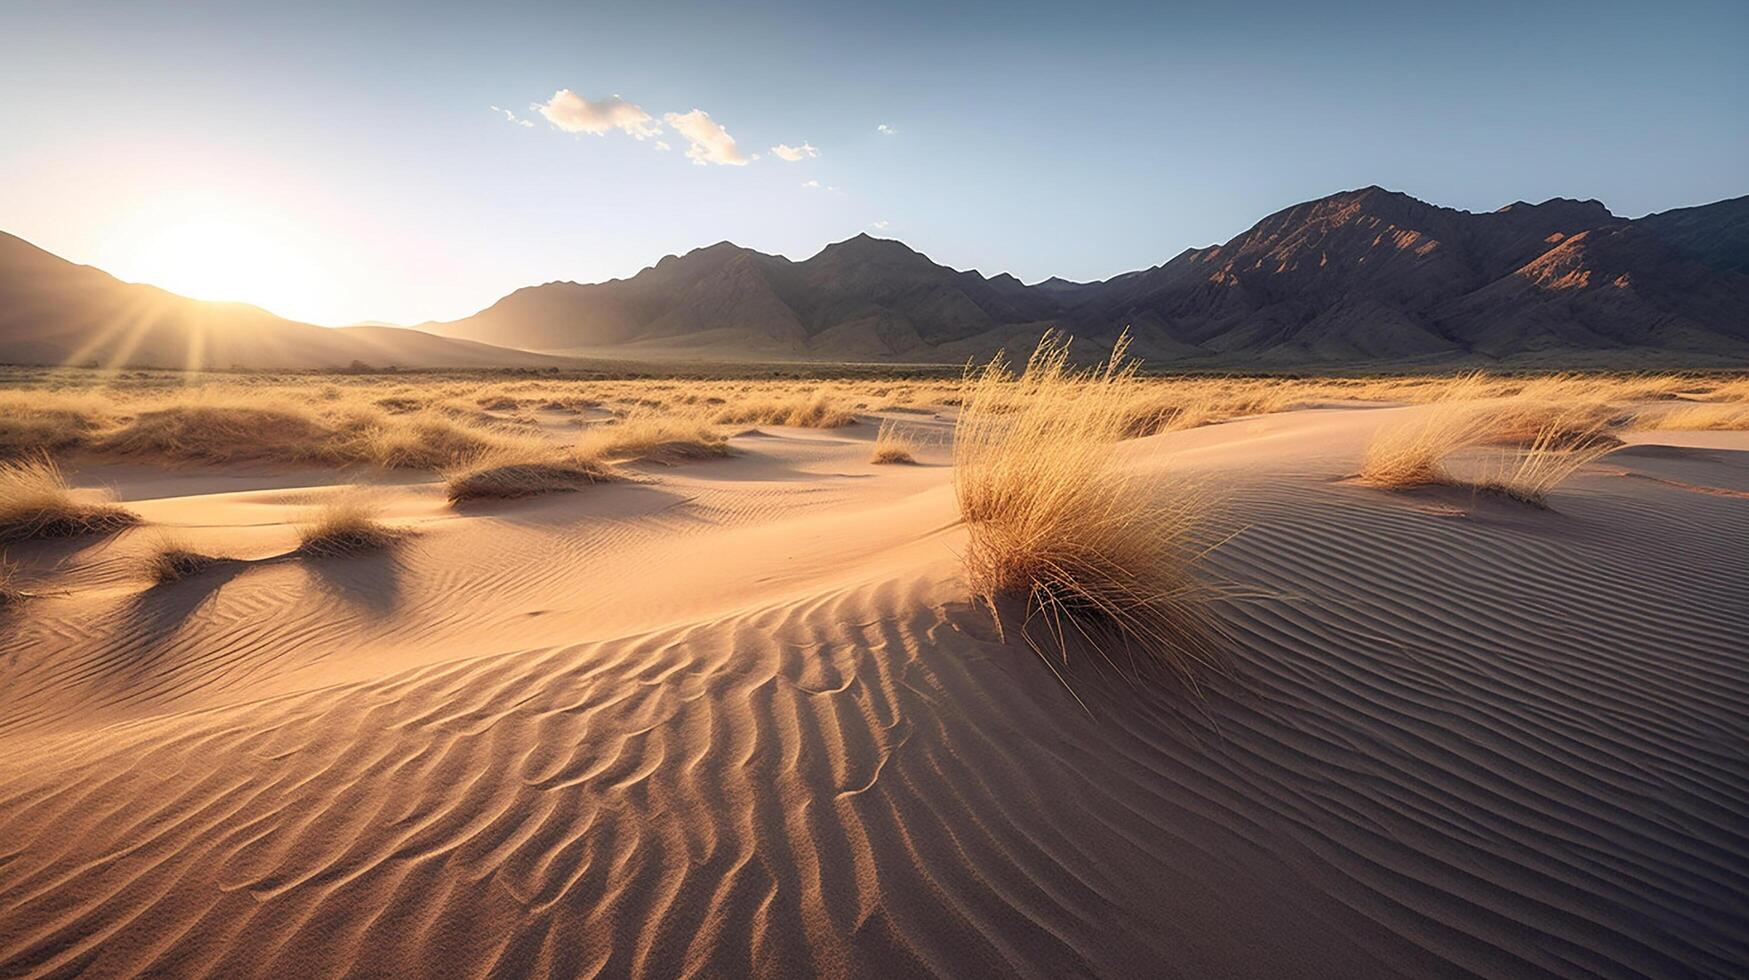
[299,547,407,617]
[117,560,253,652]
[447,481,703,529]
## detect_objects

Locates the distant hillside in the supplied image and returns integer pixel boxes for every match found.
[426,234,1064,360]
[0,232,575,371]
[430,188,1749,365]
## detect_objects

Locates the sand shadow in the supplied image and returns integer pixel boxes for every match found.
[117,559,252,647]
[299,547,406,616]
[447,481,701,528]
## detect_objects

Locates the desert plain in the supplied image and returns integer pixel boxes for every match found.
[0,357,1746,978]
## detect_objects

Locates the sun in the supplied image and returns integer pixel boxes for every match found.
[109,200,333,323]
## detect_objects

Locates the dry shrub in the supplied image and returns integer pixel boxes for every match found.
[445,449,618,502]
[870,421,918,464]
[955,333,1221,684]
[576,413,730,463]
[295,496,404,558]
[0,455,140,543]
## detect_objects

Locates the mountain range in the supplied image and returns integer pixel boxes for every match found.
[4,185,1747,370]
[427,186,1749,366]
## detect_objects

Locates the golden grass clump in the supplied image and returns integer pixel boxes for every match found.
[575,413,731,463]
[1640,402,1749,431]
[1356,403,1485,489]
[295,496,404,558]
[1359,403,1616,505]
[336,409,535,469]
[870,421,919,464]
[445,449,618,502]
[0,559,27,607]
[1484,398,1619,446]
[0,385,541,471]
[1702,378,1749,402]
[1112,378,1309,437]
[97,398,335,464]
[713,390,856,428]
[955,333,1221,683]
[0,390,112,459]
[1473,413,1618,505]
[146,540,233,584]
[0,455,140,543]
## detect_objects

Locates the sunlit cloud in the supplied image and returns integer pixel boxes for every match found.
[534,89,663,140]
[654,140,671,152]
[876,123,898,136]
[771,142,819,162]
[663,109,750,166]
[870,219,890,230]
[802,179,821,188]
[490,105,534,127]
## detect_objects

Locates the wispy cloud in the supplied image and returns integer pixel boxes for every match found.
[663,109,750,166]
[490,105,534,127]
[771,142,819,162]
[802,179,821,188]
[876,123,898,136]
[870,219,890,230]
[533,90,662,140]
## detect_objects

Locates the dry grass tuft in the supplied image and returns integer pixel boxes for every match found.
[295,496,404,558]
[0,455,140,543]
[1357,403,1488,490]
[1702,379,1749,402]
[0,559,27,607]
[870,421,918,464]
[97,400,336,464]
[1640,402,1749,431]
[446,450,618,502]
[146,539,232,584]
[1473,413,1618,505]
[1359,403,1615,504]
[575,414,730,463]
[713,390,856,428]
[955,332,1222,685]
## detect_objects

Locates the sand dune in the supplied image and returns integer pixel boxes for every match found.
[1,406,1746,977]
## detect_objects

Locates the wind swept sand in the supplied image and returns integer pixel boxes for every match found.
[1,403,1746,977]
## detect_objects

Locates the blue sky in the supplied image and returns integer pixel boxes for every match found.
[2,0,1744,325]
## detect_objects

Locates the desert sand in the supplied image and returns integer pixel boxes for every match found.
[1,391,1747,978]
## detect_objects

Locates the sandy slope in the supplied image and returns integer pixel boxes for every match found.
[1,407,1745,978]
